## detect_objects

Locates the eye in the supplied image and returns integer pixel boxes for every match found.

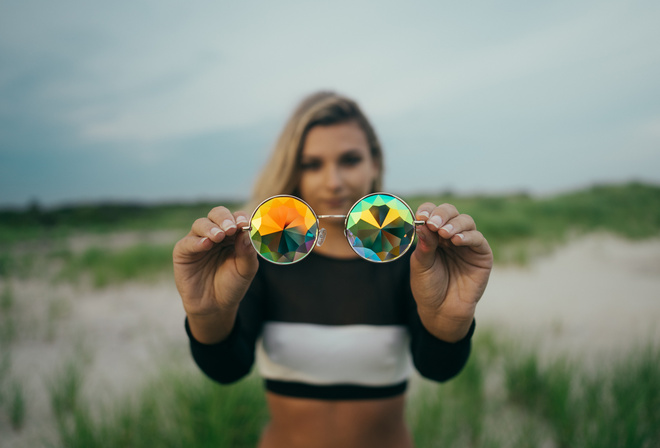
[300,159,322,171]
[340,153,363,167]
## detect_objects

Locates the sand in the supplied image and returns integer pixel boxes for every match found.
[478,234,660,359]
[2,233,659,446]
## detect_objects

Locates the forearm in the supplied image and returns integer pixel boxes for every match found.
[185,312,256,384]
[411,316,475,382]
[416,304,476,343]
[186,304,239,345]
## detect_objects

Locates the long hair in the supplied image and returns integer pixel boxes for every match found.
[248,91,384,209]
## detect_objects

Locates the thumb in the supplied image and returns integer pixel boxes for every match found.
[412,225,440,270]
[234,230,259,279]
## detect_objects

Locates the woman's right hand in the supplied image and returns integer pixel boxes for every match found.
[172,206,259,342]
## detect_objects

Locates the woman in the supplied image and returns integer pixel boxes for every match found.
[173,91,493,447]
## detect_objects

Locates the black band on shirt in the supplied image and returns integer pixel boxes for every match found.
[264,379,408,400]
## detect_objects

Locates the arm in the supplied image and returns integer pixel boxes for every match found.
[185,267,266,384]
[173,205,260,382]
[408,308,475,382]
[173,206,259,344]
[404,252,476,382]
[410,203,492,342]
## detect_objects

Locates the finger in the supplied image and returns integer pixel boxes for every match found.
[229,210,259,275]
[437,214,476,240]
[208,206,239,236]
[412,224,440,269]
[191,217,226,244]
[173,234,214,262]
[233,229,259,278]
[415,202,437,221]
[234,211,251,231]
[420,203,459,233]
[450,230,492,255]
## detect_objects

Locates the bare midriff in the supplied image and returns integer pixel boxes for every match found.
[257,392,414,448]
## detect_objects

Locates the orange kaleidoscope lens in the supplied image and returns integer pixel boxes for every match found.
[249,196,319,264]
[345,193,416,262]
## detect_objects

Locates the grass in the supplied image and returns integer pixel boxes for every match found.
[0,354,26,431]
[0,181,657,290]
[55,243,175,288]
[0,283,17,348]
[0,199,242,245]
[1,181,657,444]
[0,282,26,431]
[39,329,660,448]
[48,357,88,424]
[409,330,660,447]
[502,344,660,447]
[405,181,660,263]
[52,370,268,448]
[1,182,658,245]
[8,378,26,430]
[0,182,656,289]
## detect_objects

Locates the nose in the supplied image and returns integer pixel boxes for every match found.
[323,164,343,191]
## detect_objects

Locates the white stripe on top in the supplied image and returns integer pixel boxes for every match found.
[256,322,412,386]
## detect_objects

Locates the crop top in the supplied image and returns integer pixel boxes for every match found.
[185,249,475,400]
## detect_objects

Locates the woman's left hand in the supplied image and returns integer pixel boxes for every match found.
[410,202,493,342]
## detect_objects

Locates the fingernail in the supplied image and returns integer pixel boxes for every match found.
[417,211,430,219]
[428,216,443,230]
[243,233,252,247]
[236,216,248,226]
[456,233,465,240]
[441,223,454,233]
[222,219,236,231]
[211,227,222,237]
[199,237,209,245]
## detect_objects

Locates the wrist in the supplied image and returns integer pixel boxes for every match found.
[187,305,239,345]
[417,307,475,343]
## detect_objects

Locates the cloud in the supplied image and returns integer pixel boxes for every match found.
[1,0,659,206]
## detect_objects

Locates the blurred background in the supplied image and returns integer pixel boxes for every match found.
[1,1,660,447]
[1,0,659,207]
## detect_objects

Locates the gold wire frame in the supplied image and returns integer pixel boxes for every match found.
[243,193,424,265]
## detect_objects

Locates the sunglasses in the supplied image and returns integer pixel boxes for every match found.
[241,192,424,265]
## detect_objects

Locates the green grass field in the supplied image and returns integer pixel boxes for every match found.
[46,329,660,448]
[2,182,659,244]
[1,182,659,286]
[1,181,659,446]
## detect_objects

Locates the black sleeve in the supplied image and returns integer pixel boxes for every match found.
[403,251,475,382]
[184,265,266,384]
[408,310,475,382]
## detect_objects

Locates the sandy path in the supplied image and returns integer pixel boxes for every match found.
[2,233,659,446]
[478,234,660,360]
[2,279,190,447]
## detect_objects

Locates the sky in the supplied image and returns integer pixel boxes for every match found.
[1,0,659,208]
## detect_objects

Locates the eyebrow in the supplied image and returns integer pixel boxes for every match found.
[300,148,365,160]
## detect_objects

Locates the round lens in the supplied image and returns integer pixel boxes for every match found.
[249,196,319,264]
[345,193,416,262]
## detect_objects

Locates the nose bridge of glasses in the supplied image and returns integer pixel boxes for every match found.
[316,227,327,246]
[317,214,347,219]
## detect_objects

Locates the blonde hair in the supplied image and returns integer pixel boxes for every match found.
[248,91,384,209]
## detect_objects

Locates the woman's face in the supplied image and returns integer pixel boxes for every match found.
[298,121,380,217]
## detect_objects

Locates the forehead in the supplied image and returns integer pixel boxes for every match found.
[302,121,370,157]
